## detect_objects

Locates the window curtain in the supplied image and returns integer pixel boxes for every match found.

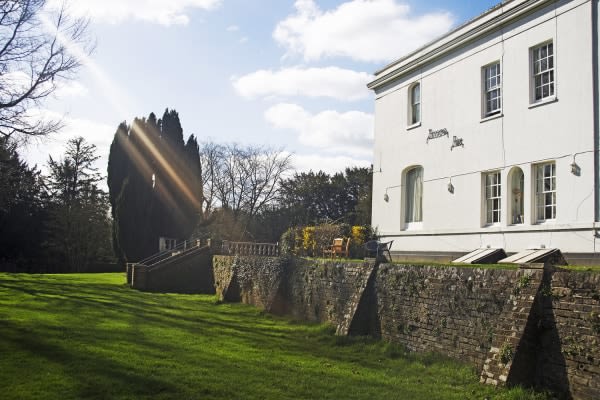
[406,167,423,223]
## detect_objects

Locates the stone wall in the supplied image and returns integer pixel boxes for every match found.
[537,271,600,399]
[213,256,600,399]
[374,265,542,378]
[213,255,286,310]
[214,256,376,334]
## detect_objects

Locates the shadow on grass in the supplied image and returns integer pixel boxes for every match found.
[0,273,547,400]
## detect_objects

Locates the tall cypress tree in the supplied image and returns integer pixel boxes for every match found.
[107,109,204,263]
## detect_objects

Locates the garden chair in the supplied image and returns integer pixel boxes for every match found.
[364,240,393,262]
[323,238,348,259]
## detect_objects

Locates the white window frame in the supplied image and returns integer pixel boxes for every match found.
[484,171,501,225]
[482,62,502,117]
[404,166,423,228]
[531,41,555,103]
[508,167,525,225]
[407,82,421,127]
[535,162,556,222]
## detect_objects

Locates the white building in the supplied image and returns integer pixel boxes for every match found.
[368,0,600,263]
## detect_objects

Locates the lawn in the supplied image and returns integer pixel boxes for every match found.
[0,273,547,400]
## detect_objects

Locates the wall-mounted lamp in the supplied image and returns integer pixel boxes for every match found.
[447,178,454,194]
[570,155,581,176]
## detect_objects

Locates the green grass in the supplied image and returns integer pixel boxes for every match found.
[388,261,519,270]
[311,257,519,269]
[558,265,600,272]
[0,273,548,400]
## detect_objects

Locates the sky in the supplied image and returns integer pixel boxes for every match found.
[24,0,500,176]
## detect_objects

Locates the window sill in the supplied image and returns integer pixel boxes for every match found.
[480,113,503,123]
[535,219,556,225]
[406,122,421,131]
[403,222,423,231]
[528,96,557,109]
[483,223,501,228]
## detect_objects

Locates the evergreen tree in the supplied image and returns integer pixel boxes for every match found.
[0,138,46,270]
[45,137,112,272]
[279,167,372,226]
[108,109,204,263]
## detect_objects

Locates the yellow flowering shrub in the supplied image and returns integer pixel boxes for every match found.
[302,226,316,256]
[280,224,375,258]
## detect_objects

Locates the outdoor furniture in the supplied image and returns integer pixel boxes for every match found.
[323,238,350,259]
[364,240,394,261]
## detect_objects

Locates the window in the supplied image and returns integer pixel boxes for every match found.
[159,237,177,252]
[409,83,421,125]
[405,166,423,223]
[535,162,556,221]
[485,171,501,224]
[508,167,524,224]
[532,42,554,102]
[483,62,501,116]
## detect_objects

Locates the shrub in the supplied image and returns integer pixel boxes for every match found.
[302,226,316,256]
[280,224,376,258]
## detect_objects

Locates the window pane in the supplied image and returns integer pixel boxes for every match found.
[484,63,501,115]
[412,104,420,124]
[412,84,420,103]
[536,162,556,221]
[532,42,554,101]
[406,167,423,223]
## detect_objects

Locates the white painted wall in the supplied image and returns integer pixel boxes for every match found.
[371,0,598,254]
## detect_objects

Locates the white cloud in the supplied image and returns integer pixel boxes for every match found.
[264,103,373,157]
[53,81,89,99]
[50,0,222,26]
[274,0,454,63]
[232,66,372,101]
[292,153,371,174]
[226,25,239,32]
[2,71,88,102]
[239,37,248,44]
[22,109,114,178]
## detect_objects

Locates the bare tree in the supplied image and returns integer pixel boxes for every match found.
[0,0,92,142]
[243,146,292,216]
[199,142,293,219]
[199,141,223,215]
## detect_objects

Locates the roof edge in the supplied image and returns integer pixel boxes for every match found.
[368,0,553,91]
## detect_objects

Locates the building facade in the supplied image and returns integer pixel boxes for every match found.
[368,0,600,262]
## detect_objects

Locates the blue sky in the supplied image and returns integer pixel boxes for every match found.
[26,0,499,175]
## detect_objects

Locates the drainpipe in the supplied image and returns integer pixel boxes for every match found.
[593,0,600,224]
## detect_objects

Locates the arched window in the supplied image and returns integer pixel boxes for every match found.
[508,167,524,224]
[409,83,421,125]
[405,166,423,223]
